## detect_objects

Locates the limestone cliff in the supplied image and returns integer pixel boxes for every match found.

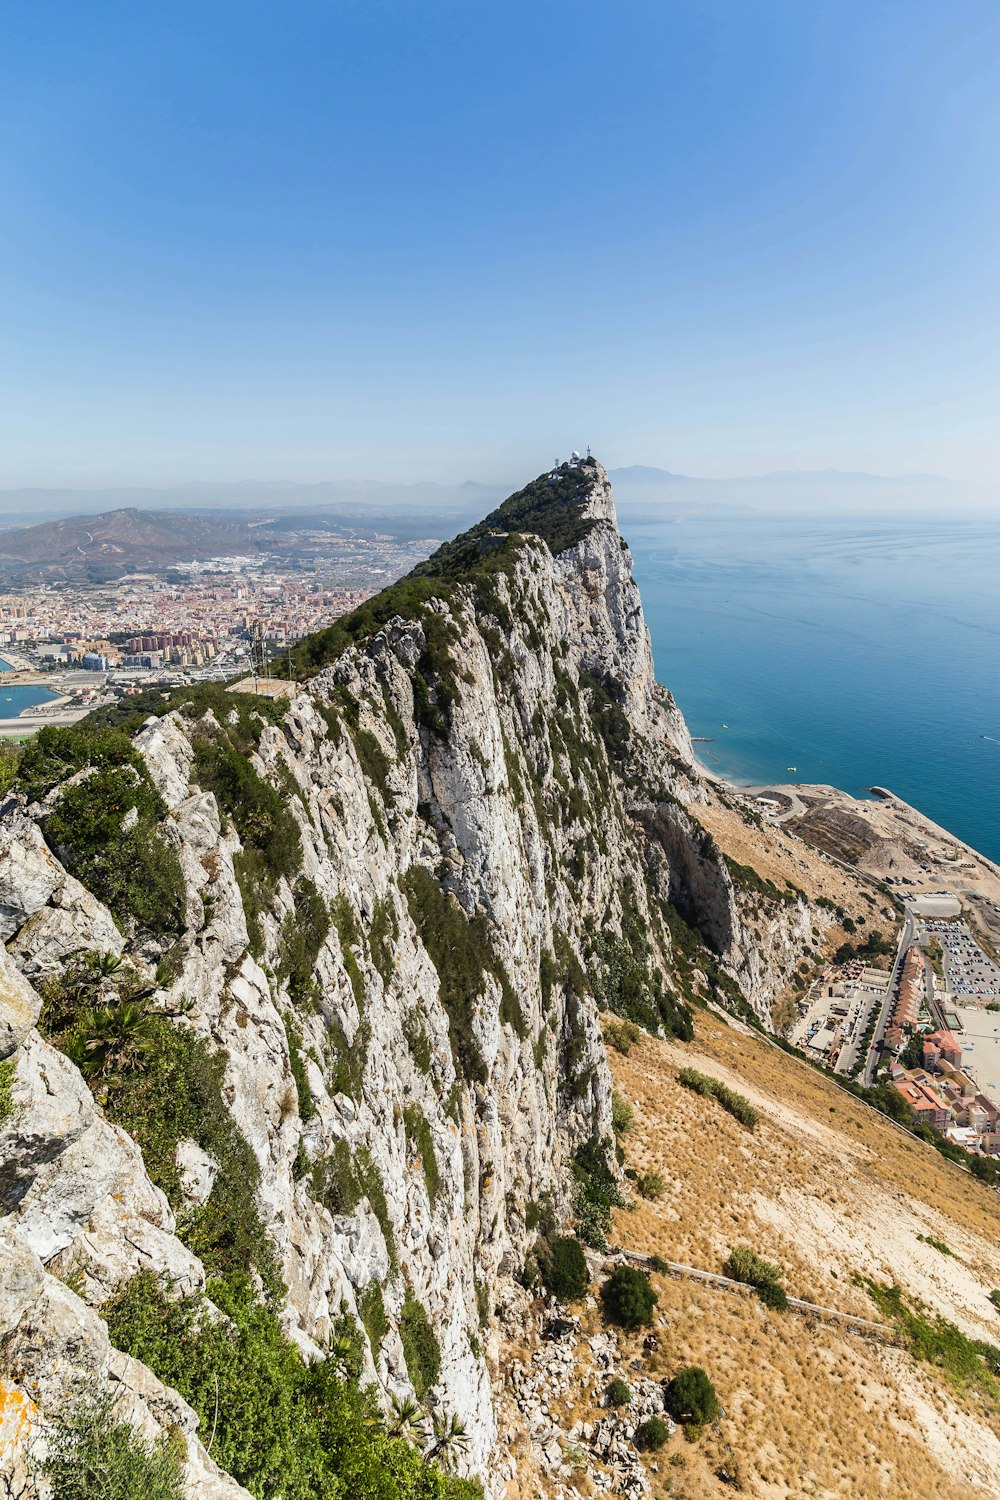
[0,459,823,1495]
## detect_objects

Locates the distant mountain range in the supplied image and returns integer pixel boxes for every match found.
[0,479,506,530]
[606,465,996,518]
[0,468,993,575]
[0,504,450,585]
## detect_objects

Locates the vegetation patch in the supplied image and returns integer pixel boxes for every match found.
[279,878,330,1009]
[538,1235,590,1303]
[399,1290,442,1402]
[678,1067,758,1130]
[402,1008,433,1076]
[19,726,185,936]
[82,681,288,745]
[284,1014,317,1123]
[311,1140,397,1275]
[611,1089,634,1136]
[39,1385,184,1500]
[0,1058,15,1125]
[571,1136,627,1250]
[403,865,517,1083]
[725,1246,788,1310]
[859,1278,1000,1397]
[601,1265,658,1330]
[359,1281,388,1354]
[39,956,276,1286]
[605,1019,641,1055]
[663,1365,719,1426]
[605,1377,631,1408]
[592,905,693,1041]
[105,1270,479,1500]
[331,895,366,1010]
[191,726,301,954]
[403,1103,441,1204]
[634,1416,671,1451]
[917,1233,954,1257]
[723,854,804,907]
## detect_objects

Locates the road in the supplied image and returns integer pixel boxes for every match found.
[861,913,914,1086]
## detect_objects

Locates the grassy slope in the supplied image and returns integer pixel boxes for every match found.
[599,1011,1000,1499]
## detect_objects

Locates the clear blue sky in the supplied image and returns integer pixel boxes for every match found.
[2,0,999,487]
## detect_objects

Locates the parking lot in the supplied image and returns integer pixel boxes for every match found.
[925,919,1000,999]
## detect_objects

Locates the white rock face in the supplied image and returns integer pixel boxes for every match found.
[0,462,818,1492]
[0,943,40,1058]
[174,1138,218,1205]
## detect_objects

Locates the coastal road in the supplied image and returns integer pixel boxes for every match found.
[861,913,914,1086]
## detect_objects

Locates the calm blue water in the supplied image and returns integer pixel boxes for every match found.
[623,512,1000,865]
[0,658,59,719]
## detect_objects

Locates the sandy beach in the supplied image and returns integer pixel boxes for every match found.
[951,1002,1000,1099]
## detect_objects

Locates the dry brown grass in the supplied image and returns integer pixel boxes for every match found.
[691,791,872,923]
[600,1009,1000,1497]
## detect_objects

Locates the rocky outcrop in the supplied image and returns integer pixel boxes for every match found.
[0,459,822,1493]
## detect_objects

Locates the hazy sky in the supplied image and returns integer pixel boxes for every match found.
[2,1,999,488]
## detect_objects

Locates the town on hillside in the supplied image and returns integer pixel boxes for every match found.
[792,892,1000,1159]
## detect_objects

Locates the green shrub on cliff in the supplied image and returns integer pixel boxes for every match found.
[105,1271,479,1500]
[40,1386,184,1500]
[539,1235,590,1303]
[18,726,185,936]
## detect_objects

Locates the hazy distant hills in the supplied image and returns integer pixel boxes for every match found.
[0,479,506,531]
[607,465,995,518]
[0,504,452,585]
[0,466,993,581]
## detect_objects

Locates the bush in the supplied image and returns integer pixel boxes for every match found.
[605,1019,641,1055]
[634,1416,671,1451]
[725,1245,787,1311]
[663,1366,720,1425]
[106,1271,480,1500]
[725,1246,781,1287]
[636,1171,666,1201]
[572,1137,627,1249]
[678,1068,758,1130]
[40,1386,184,1500]
[990,1290,1000,1315]
[399,1291,441,1402]
[27,728,186,936]
[601,1266,658,1330]
[611,1090,634,1135]
[605,1377,631,1407]
[754,1280,789,1310]
[540,1236,590,1303]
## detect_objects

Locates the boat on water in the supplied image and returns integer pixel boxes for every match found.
[787,766,797,772]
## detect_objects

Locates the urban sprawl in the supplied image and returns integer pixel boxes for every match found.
[794,898,1000,1159]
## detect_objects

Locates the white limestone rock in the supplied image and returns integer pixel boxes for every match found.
[0,943,40,1059]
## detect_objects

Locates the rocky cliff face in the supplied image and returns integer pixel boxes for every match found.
[0,460,821,1495]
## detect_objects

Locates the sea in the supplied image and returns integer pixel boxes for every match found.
[622,510,1000,867]
[0,658,59,721]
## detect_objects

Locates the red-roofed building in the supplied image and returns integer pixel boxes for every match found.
[892,1075,950,1133]
[924,1030,963,1069]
